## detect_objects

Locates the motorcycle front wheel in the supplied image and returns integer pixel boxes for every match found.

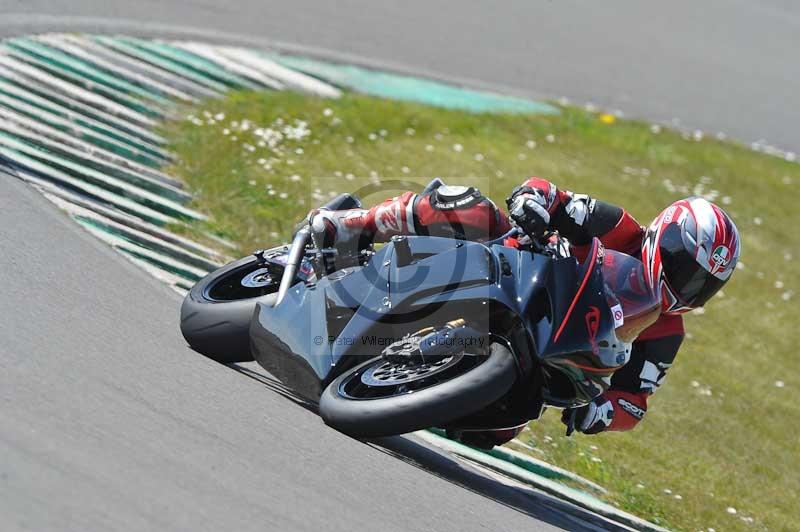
[180,253,283,363]
[319,342,517,438]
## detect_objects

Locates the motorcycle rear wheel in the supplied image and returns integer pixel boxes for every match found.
[180,254,281,363]
[319,342,517,438]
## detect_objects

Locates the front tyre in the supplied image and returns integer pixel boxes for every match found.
[180,254,282,363]
[319,342,517,438]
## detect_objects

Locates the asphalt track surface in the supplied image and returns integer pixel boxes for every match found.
[1,2,795,531]
[1,0,799,151]
[1,170,634,531]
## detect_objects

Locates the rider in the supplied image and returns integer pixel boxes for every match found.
[306,178,740,445]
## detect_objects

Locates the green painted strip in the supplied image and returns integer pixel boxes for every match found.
[271,54,559,115]
[0,133,203,221]
[35,179,224,263]
[0,87,166,167]
[62,35,216,99]
[0,53,155,127]
[6,38,172,106]
[72,213,218,273]
[2,43,167,118]
[75,218,206,282]
[93,36,228,94]
[38,34,197,103]
[0,71,166,150]
[126,38,259,90]
[6,156,174,226]
[0,115,188,203]
[414,430,667,532]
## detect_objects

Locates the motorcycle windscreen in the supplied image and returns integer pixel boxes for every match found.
[601,250,661,343]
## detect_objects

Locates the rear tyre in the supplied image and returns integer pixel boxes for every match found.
[319,342,517,438]
[180,254,282,363]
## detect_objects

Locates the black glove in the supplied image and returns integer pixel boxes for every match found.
[561,396,615,435]
[506,188,551,238]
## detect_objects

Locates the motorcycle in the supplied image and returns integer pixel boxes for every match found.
[180,187,660,438]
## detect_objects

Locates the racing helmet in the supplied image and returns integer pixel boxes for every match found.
[642,197,740,314]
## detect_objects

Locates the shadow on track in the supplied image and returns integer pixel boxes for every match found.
[222,360,625,532]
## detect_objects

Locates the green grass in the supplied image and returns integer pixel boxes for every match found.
[162,90,799,532]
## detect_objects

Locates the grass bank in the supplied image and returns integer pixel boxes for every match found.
[162,90,799,531]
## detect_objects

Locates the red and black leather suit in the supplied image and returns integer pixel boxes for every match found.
[320,178,683,439]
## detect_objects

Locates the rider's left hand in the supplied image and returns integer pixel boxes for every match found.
[562,396,615,435]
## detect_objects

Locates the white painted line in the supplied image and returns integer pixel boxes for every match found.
[94,36,228,94]
[47,194,221,272]
[0,133,204,221]
[0,66,167,149]
[37,34,197,103]
[8,160,175,226]
[1,45,170,118]
[216,46,341,98]
[61,34,217,99]
[74,216,210,280]
[0,53,156,127]
[26,174,226,262]
[8,37,173,107]
[0,108,188,200]
[173,42,285,90]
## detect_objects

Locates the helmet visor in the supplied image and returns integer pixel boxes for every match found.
[659,224,725,307]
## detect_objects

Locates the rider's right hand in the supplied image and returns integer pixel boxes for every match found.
[301,208,370,249]
[505,188,551,238]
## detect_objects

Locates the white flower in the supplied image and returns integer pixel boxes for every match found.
[401,166,410,174]
[663,489,672,495]
[636,483,645,489]
[650,124,662,134]
[591,457,602,463]
[267,189,276,195]
[248,180,256,186]
[331,117,342,126]
[323,108,334,117]
[474,153,484,161]
[406,128,416,136]
[517,153,527,160]
[334,171,342,177]
[782,291,794,301]
[290,174,302,182]
[346,136,354,144]
[345,173,355,181]
[452,143,463,152]
[495,170,504,177]
[775,280,785,289]
[379,129,387,137]
[674,494,683,500]
[222,128,230,135]
[775,380,785,388]
[545,134,556,143]
[295,148,304,155]
[214,112,225,121]
[721,196,732,205]
[691,380,700,387]
[693,130,704,141]
[753,217,763,225]
[726,507,737,515]
[368,133,378,141]
[526,140,536,149]
[425,145,434,152]
[785,152,796,162]
[279,192,288,199]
